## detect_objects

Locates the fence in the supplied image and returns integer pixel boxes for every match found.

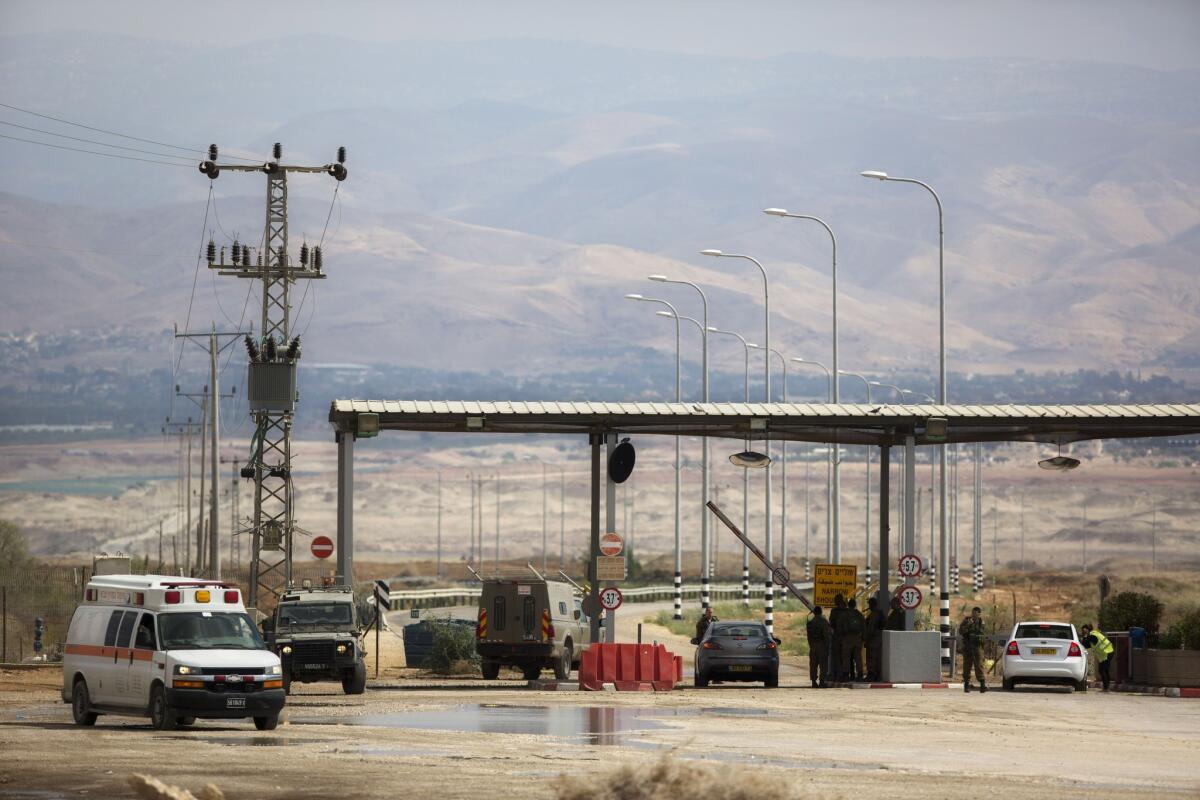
[385,581,816,611]
[1,565,93,663]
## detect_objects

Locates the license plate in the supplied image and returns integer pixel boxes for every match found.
[304,664,326,670]
[226,697,246,708]
[1032,647,1057,655]
[729,665,753,672]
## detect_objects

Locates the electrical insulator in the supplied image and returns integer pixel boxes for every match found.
[285,336,301,360]
[273,142,282,160]
[337,146,346,164]
[206,239,216,264]
[231,241,241,264]
[264,335,277,362]
[219,246,225,264]
[300,243,309,267]
[257,250,263,266]
[313,246,323,271]
[208,144,218,161]
[277,245,287,267]
[243,335,259,362]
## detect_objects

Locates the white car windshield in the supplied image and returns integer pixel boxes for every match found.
[1015,623,1074,640]
[159,612,267,650]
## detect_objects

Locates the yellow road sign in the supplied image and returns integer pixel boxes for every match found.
[813,564,858,607]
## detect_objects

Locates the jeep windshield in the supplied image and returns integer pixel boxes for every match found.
[277,603,353,630]
[159,612,267,650]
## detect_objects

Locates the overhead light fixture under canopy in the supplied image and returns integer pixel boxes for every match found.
[729,450,771,469]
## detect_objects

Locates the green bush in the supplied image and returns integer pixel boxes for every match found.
[423,619,480,674]
[1098,591,1163,636]
[1162,606,1200,651]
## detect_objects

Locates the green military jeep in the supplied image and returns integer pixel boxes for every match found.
[268,586,367,695]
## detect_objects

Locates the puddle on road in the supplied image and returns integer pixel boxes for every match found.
[291,704,718,745]
[152,735,315,747]
[0,792,70,800]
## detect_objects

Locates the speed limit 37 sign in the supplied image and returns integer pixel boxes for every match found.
[895,584,923,610]
[599,587,623,611]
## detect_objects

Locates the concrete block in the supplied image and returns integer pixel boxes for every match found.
[882,630,942,684]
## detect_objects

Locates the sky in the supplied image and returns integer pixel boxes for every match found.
[4,0,1200,70]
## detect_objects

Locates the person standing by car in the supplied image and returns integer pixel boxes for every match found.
[806,606,832,688]
[696,607,718,641]
[841,598,866,681]
[864,596,886,681]
[959,606,988,693]
[1080,623,1114,691]
[829,594,848,680]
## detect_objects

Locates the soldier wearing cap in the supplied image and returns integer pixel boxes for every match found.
[806,606,832,688]
[959,606,988,693]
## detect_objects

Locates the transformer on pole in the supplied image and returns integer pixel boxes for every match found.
[198,142,347,608]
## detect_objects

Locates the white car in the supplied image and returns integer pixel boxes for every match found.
[1001,620,1088,691]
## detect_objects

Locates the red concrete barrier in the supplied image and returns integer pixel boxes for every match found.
[579,643,682,691]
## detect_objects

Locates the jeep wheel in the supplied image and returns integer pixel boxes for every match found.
[71,679,97,726]
[481,660,500,680]
[343,661,367,695]
[522,665,541,681]
[254,714,279,731]
[554,642,572,680]
[149,684,176,731]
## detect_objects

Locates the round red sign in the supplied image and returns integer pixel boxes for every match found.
[600,532,624,557]
[311,535,334,559]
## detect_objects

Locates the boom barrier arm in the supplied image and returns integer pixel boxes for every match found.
[707,501,814,613]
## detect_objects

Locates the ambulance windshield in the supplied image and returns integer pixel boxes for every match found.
[159,612,267,650]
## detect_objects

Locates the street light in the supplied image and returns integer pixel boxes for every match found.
[764,208,841,562]
[861,168,950,667]
[627,293,685,620]
[648,274,713,609]
[840,370,874,585]
[709,325,758,608]
[792,357,835,563]
[701,249,775,634]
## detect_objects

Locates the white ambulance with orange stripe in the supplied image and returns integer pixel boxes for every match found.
[62,574,285,731]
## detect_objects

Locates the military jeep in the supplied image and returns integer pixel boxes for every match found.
[267,586,367,695]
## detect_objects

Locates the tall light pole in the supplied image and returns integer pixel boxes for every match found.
[840,370,873,585]
[861,169,949,667]
[648,275,711,609]
[752,343,790,592]
[541,462,548,572]
[436,469,442,579]
[701,249,774,634]
[559,468,565,570]
[627,293,684,619]
[792,357,835,563]
[764,208,840,563]
[710,326,756,608]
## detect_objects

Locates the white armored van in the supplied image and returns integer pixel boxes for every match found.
[62,574,285,731]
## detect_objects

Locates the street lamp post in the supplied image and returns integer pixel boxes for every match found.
[710,326,756,608]
[647,274,710,609]
[626,293,684,620]
[792,357,834,565]
[764,209,841,563]
[840,370,873,585]
[861,169,950,667]
[702,249,774,634]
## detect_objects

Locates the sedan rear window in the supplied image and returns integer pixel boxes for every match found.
[1015,624,1073,640]
[712,625,766,638]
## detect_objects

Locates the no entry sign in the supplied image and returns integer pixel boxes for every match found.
[311,535,334,559]
[599,586,623,611]
[599,532,624,557]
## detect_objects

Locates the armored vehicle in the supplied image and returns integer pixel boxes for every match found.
[475,577,591,680]
[267,586,366,694]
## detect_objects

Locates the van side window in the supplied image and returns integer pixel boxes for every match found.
[134,613,157,650]
[559,601,567,616]
[116,610,138,647]
[103,610,124,647]
[493,596,506,632]
[522,596,535,634]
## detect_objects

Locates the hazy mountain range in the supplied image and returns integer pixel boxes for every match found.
[1,33,1199,391]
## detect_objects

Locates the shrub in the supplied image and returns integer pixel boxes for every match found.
[1098,591,1163,636]
[422,619,480,674]
[1163,606,1200,651]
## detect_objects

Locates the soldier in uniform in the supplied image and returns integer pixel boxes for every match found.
[695,607,718,641]
[959,606,988,692]
[806,606,832,688]
[864,596,886,681]
[829,593,848,680]
[841,598,866,681]
[885,596,906,631]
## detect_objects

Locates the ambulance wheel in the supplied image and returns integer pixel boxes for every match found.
[254,714,279,731]
[481,661,500,680]
[176,717,196,726]
[343,661,367,695]
[71,679,97,726]
[554,643,572,680]
[149,684,176,731]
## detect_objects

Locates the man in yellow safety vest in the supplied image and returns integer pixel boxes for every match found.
[1080,623,1114,691]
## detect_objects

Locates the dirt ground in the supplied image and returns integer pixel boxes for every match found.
[2,608,1198,800]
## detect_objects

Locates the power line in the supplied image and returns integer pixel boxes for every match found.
[0,101,261,162]
[0,132,193,167]
[0,119,196,162]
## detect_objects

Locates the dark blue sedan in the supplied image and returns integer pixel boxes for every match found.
[692,621,780,688]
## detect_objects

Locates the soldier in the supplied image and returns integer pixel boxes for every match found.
[885,596,906,631]
[864,596,886,681]
[695,607,718,641]
[841,598,866,681]
[1080,623,1114,690]
[829,593,848,680]
[806,606,832,688]
[959,606,988,692]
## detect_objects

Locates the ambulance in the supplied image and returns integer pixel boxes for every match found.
[62,574,285,731]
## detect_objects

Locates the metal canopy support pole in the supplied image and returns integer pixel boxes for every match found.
[335,430,354,587]
[605,433,617,643]
[903,435,917,630]
[877,445,890,612]
[209,330,220,579]
[588,433,602,643]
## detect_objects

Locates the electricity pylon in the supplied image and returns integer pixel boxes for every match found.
[199,142,347,608]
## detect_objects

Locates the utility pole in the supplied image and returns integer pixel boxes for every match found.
[199,142,346,606]
[468,471,475,565]
[163,419,201,574]
[436,470,442,579]
[560,468,566,570]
